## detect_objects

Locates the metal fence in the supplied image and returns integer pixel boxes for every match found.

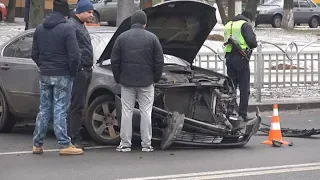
[194,40,320,102]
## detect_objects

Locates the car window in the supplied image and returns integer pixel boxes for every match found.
[299,0,311,8]
[3,33,33,59]
[308,0,317,7]
[293,0,299,7]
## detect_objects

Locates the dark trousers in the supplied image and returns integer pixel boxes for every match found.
[226,63,250,117]
[67,68,92,144]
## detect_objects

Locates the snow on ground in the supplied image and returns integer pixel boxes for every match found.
[0,21,25,46]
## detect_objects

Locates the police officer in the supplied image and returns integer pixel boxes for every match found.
[224,10,257,121]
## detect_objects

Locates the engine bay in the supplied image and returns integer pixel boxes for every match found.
[155,64,238,130]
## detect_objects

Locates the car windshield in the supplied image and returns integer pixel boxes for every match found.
[91,32,189,67]
[262,0,282,5]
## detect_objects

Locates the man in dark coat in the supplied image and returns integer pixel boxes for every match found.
[111,10,164,152]
[66,0,94,150]
[31,0,83,155]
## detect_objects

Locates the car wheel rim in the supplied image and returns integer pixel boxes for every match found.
[92,101,120,140]
[312,19,318,27]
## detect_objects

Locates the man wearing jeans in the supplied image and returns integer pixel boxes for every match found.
[31,0,83,155]
[111,10,164,152]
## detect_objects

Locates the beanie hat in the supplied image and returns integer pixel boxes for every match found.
[76,0,94,14]
[53,0,70,17]
[131,10,147,25]
[242,10,253,22]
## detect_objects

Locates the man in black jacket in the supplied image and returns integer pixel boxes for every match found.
[31,1,83,155]
[111,10,164,152]
[66,0,94,150]
[224,10,258,122]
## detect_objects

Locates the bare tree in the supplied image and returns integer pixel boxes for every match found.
[228,0,235,20]
[28,0,45,29]
[245,0,259,21]
[116,0,136,26]
[281,0,294,30]
[5,0,16,23]
[216,0,228,25]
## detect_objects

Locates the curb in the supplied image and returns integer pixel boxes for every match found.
[248,100,320,112]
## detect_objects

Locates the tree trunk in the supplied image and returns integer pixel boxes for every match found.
[216,0,228,25]
[281,0,294,31]
[5,0,16,23]
[140,0,152,9]
[245,0,259,21]
[116,0,136,27]
[28,0,45,29]
[228,0,235,20]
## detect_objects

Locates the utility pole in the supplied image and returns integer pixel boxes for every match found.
[28,0,45,29]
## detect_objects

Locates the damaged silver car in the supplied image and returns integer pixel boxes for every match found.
[0,0,261,149]
[97,0,262,149]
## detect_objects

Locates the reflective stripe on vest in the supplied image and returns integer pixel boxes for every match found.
[224,20,249,53]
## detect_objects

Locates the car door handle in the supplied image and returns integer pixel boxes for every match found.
[0,65,10,70]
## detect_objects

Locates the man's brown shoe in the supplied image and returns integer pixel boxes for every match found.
[32,146,43,154]
[59,145,84,156]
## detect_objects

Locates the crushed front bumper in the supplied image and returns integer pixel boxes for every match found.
[154,106,262,149]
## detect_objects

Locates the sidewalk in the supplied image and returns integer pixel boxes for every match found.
[248,97,320,112]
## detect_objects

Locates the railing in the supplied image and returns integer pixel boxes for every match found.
[194,39,320,102]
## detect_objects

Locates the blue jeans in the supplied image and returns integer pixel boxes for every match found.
[33,75,73,148]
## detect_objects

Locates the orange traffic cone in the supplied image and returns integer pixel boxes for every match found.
[261,104,290,146]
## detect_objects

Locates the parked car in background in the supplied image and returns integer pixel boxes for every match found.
[256,0,320,28]
[0,3,6,22]
[69,0,140,26]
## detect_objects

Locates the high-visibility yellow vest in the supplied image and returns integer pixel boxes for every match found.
[224,20,249,53]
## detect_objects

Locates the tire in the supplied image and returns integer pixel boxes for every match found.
[85,95,120,145]
[0,89,15,133]
[308,16,319,28]
[272,15,282,28]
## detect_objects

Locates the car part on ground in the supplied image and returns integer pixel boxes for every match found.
[259,122,320,137]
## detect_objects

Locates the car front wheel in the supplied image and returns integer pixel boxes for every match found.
[85,95,120,145]
[309,16,319,28]
[272,15,282,28]
[0,89,15,133]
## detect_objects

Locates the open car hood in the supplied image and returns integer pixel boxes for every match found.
[97,0,217,64]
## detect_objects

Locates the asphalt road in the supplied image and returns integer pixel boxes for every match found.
[0,109,320,180]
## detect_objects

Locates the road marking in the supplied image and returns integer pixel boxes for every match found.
[117,162,320,180]
[170,166,320,180]
[0,145,115,156]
